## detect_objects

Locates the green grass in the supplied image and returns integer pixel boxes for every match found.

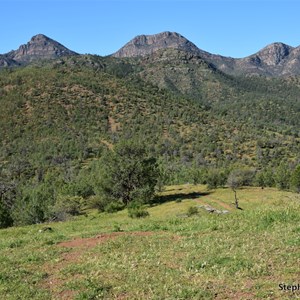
[1,185,300,299]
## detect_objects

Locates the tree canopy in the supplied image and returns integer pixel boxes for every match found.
[97,139,159,207]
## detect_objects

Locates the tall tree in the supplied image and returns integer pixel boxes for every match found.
[97,139,159,206]
[275,162,291,190]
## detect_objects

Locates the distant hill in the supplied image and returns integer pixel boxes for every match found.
[229,43,300,77]
[113,31,300,77]
[2,32,300,76]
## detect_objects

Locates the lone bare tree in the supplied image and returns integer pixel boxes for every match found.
[227,170,244,209]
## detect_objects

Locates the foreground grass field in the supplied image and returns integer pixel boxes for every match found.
[0,185,300,299]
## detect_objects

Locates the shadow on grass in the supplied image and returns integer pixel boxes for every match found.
[151,191,212,206]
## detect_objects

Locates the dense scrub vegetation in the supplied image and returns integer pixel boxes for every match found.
[0,53,300,227]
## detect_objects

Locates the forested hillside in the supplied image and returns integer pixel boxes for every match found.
[1,52,300,227]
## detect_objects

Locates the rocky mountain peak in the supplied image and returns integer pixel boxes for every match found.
[112,31,202,58]
[30,34,50,42]
[6,34,78,63]
[249,42,293,66]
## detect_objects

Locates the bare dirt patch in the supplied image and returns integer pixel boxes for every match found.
[108,116,120,132]
[57,231,154,248]
[42,231,177,299]
[42,232,154,298]
[200,196,233,211]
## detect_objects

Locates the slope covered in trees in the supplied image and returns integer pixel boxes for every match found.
[0,52,300,227]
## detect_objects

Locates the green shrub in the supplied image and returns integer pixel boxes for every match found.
[10,181,58,225]
[206,169,227,189]
[290,165,300,193]
[0,201,13,228]
[113,224,122,232]
[127,202,149,218]
[187,206,199,217]
[104,201,125,213]
[128,207,150,218]
[50,195,84,221]
[88,196,110,212]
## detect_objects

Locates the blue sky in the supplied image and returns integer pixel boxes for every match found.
[1,0,300,58]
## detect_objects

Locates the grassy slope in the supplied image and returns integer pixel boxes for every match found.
[0,186,299,299]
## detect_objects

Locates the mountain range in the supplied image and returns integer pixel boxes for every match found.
[1,31,300,77]
[1,30,300,226]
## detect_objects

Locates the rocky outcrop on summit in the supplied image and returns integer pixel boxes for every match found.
[249,42,293,66]
[4,34,78,65]
[232,43,300,77]
[112,31,205,58]
[200,42,298,77]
